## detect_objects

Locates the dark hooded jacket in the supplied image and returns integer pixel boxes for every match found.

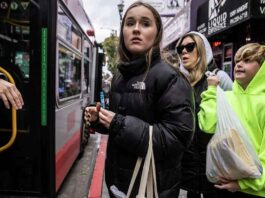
[100,53,195,197]
[180,60,219,193]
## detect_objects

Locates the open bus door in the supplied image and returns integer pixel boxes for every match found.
[0,1,56,197]
[0,0,100,197]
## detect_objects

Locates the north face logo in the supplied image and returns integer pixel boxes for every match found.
[132,81,146,90]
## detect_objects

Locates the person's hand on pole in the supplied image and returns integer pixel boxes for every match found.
[0,79,24,109]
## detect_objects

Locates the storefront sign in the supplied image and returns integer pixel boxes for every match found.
[162,4,190,48]
[140,0,186,16]
[197,0,250,36]
[252,0,265,17]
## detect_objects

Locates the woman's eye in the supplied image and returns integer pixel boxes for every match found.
[142,21,150,27]
[125,21,134,26]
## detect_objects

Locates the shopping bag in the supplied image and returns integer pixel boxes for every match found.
[126,125,158,198]
[206,86,263,183]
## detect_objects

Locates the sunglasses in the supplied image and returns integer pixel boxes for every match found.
[176,42,196,54]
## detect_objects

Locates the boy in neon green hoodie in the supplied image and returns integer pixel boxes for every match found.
[198,43,265,198]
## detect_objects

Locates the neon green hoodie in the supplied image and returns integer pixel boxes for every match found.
[198,60,265,197]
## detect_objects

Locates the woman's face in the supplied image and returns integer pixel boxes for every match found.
[123,6,157,57]
[178,36,198,70]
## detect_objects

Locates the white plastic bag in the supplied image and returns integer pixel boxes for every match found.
[206,86,263,183]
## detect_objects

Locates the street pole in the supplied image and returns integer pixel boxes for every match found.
[117,0,124,26]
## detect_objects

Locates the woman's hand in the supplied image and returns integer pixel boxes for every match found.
[0,79,24,109]
[214,178,240,192]
[207,75,220,86]
[98,108,115,129]
[84,102,101,126]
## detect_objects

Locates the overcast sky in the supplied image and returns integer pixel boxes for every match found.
[83,0,136,43]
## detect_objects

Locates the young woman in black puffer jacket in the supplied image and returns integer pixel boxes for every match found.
[84,2,195,197]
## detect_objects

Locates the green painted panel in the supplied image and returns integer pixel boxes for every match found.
[41,28,48,126]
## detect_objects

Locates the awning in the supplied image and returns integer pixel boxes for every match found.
[162,3,191,48]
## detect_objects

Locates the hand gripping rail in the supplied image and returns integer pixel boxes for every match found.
[0,67,17,152]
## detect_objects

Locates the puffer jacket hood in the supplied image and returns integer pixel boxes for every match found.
[233,60,265,94]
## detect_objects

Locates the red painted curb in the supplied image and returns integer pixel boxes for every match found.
[88,135,108,198]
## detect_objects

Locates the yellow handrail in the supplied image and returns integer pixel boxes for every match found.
[0,67,17,152]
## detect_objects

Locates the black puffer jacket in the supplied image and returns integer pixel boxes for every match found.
[104,54,195,198]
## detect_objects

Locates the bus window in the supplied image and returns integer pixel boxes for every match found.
[84,39,90,58]
[83,39,92,93]
[58,6,72,43]
[58,6,81,51]
[83,58,90,92]
[58,45,81,99]
[71,28,81,51]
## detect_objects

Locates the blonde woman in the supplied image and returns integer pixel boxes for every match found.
[176,31,233,198]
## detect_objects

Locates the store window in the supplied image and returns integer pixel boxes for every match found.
[211,41,223,69]
[223,43,233,78]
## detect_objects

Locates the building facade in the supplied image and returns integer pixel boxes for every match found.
[195,0,265,78]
